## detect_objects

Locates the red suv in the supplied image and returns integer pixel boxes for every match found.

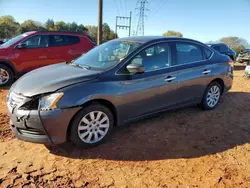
[0,31,96,86]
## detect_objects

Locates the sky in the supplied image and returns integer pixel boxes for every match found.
[0,0,250,43]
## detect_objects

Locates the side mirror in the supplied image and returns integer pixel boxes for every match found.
[126,63,145,74]
[16,43,27,49]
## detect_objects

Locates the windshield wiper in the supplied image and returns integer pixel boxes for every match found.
[70,63,90,70]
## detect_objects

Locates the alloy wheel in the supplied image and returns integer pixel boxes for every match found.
[0,68,10,85]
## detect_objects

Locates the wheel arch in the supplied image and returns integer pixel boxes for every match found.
[209,78,225,94]
[66,99,118,139]
[0,59,17,75]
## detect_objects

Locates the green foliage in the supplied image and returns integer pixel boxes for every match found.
[0,15,117,42]
[163,30,183,37]
[17,20,45,34]
[0,15,20,39]
[219,36,250,55]
[45,19,55,31]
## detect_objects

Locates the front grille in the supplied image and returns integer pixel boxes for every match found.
[8,91,26,108]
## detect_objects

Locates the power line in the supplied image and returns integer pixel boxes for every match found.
[124,0,128,16]
[119,0,124,17]
[113,0,121,16]
[150,0,168,17]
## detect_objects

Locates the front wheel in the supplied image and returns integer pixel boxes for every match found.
[200,82,222,110]
[0,65,14,87]
[69,104,114,148]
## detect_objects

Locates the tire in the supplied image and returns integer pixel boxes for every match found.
[69,104,114,148]
[200,82,222,110]
[0,64,14,87]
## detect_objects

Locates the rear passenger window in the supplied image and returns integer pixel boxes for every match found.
[49,35,80,47]
[219,44,228,52]
[204,48,213,59]
[66,35,80,45]
[176,43,203,64]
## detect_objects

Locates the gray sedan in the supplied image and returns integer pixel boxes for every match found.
[7,36,233,147]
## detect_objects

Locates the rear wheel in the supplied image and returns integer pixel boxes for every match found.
[0,64,14,87]
[200,82,222,110]
[69,104,114,148]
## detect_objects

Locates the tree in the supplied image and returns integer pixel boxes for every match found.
[77,24,88,33]
[85,25,97,42]
[68,22,78,32]
[0,15,20,38]
[163,30,183,37]
[17,20,46,34]
[219,36,250,54]
[54,21,68,31]
[45,19,55,31]
[0,15,116,42]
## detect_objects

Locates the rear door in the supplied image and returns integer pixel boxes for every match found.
[173,42,214,105]
[14,34,50,72]
[48,34,82,63]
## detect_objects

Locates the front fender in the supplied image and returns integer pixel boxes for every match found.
[56,80,122,109]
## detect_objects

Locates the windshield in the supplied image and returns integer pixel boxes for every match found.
[71,40,142,70]
[0,33,29,48]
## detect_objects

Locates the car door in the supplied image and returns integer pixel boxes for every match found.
[66,35,86,59]
[14,34,51,72]
[173,42,214,105]
[48,34,69,64]
[117,42,179,121]
[48,34,82,63]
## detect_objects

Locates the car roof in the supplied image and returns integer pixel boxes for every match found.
[114,36,204,44]
[26,30,89,36]
[206,42,227,46]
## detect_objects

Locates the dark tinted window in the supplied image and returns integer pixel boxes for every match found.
[212,44,228,52]
[176,43,203,64]
[20,35,49,48]
[67,35,80,45]
[204,48,213,59]
[49,35,80,47]
[130,43,171,71]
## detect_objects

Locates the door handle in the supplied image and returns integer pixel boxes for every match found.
[164,76,176,82]
[202,70,211,74]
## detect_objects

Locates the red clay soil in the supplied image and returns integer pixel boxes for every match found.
[0,64,250,187]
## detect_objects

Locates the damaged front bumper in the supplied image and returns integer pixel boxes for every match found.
[7,96,80,145]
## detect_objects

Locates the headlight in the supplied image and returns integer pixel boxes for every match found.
[39,93,64,111]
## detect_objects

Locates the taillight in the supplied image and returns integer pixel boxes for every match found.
[228,60,234,68]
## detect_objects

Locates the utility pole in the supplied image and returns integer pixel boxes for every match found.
[97,0,103,45]
[115,11,132,38]
[136,0,148,36]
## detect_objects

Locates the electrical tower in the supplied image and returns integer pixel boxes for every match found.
[115,11,132,37]
[136,0,148,36]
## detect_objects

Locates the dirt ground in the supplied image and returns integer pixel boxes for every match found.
[0,64,250,188]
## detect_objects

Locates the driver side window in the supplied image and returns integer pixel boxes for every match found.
[20,35,49,49]
[130,42,172,72]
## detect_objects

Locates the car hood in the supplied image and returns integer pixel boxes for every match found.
[11,63,102,97]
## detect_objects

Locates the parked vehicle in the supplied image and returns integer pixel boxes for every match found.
[7,36,233,147]
[206,43,236,61]
[236,49,250,64]
[0,31,96,86]
[0,40,4,45]
[245,65,250,78]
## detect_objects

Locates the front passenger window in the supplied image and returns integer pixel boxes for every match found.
[129,43,172,72]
